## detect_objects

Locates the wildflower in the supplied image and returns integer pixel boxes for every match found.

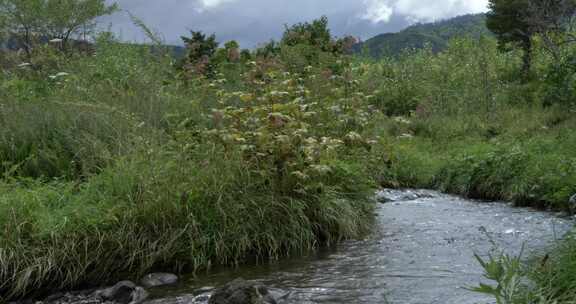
[303,112,317,118]
[275,135,290,143]
[304,137,318,145]
[240,94,254,103]
[345,132,363,143]
[291,171,309,180]
[311,165,332,175]
[394,117,412,124]
[397,133,414,139]
[49,72,70,80]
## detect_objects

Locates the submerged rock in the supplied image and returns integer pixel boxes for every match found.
[143,294,207,304]
[208,279,276,304]
[32,281,148,304]
[375,189,436,203]
[569,194,576,214]
[96,281,148,304]
[141,273,179,288]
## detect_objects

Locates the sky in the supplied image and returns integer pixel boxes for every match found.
[102,0,489,48]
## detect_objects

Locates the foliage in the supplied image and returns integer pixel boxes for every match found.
[487,0,534,75]
[255,40,281,58]
[472,250,527,304]
[487,0,576,76]
[542,51,576,107]
[282,16,333,52]
[279,16,356,71]
[0,17,378,299]
[0,0,118,54]
[470,235,576,304]
[180,31,219,77]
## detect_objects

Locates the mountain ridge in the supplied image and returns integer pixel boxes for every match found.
[353,14,490,58]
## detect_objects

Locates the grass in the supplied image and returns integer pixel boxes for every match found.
[0,34,378,300]
[0,146,374,299]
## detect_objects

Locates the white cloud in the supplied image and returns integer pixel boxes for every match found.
[362,0,489,24]
[196,0,237,11]
[362,0,394,23]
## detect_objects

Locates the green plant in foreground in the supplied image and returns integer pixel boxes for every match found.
[471,249,526,304]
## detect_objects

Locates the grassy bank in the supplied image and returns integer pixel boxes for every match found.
[356,38,576,303]
[0,36,379,299]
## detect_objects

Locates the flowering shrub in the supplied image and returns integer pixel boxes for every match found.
[178,59,378,197]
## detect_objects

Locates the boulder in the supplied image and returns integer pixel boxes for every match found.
[141,273,179,288]
[95,281,148,304]
[208,279,276,304]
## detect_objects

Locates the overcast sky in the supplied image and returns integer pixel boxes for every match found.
[102,0,489,48]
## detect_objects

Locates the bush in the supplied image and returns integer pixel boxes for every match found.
[542,53,576,108]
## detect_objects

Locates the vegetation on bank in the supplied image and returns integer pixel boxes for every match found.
[1,0,576,302]
[0,7,377,299]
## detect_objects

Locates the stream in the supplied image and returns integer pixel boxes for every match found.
[145,189,573,304]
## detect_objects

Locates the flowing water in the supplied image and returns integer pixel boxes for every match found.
[145,189,573,304]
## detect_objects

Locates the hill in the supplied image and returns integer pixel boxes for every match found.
[353,14,490,58]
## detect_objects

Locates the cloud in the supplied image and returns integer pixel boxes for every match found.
[362,0,489,24]
[102,0,487,47]
[196,0,238,11]
[362,0,394,23]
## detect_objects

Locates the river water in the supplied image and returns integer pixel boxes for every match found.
[145,189,573,304]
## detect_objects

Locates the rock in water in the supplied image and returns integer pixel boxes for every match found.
[208,279,276,304]
[569,194,576,214]
[141,273,179,288]
[95,281,148,304]
[131,287,149,304]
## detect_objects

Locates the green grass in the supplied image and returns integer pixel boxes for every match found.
[0,36,378,300]
[0,147,374,299]
[371,106,576,211]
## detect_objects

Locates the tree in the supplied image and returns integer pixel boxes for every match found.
[43,0,118,50]
[255,40,280,58]
[486,0,535,77]
[0,0,45,56]
[181,31,219,77]
[281,16,332,52]
[223,40,240,62]
[0,0,117,55]
[487,0,576,76]
[525,0,576,62]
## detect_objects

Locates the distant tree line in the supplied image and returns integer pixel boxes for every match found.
[179,16,357,78]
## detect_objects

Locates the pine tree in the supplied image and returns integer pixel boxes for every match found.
[181,31,219,77]
[486,0,534,77]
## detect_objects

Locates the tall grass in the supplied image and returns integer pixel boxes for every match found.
[0,33,376,300]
